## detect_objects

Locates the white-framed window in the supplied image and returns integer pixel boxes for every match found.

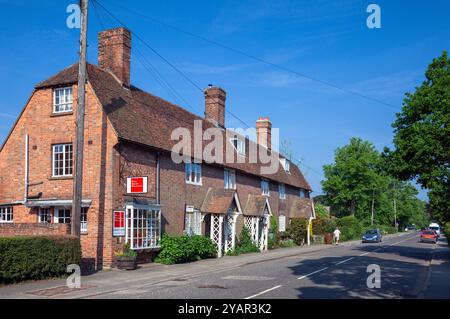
[0,206,13,223]
[224,169,236,190]
[53,87,73,113]
[281,158,290,173]
[185,208,202,236]
[185,162,202,185]
[52,144,73,177]
[54,208,71,224]
[261,179,270,196]
[230,137,246,156]
[125,205,161,249]
[38,208,51,224]
[279,183,286,199]
[81,207,88,232]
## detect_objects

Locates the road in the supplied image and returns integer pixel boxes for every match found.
[2,231,448,299]
[85,232,447,299]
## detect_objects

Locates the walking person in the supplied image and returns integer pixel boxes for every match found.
[333,227,341,245]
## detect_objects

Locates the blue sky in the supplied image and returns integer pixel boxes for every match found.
[1,0,449,200]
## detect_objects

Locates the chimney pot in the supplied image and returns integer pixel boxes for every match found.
[98,27,131,87]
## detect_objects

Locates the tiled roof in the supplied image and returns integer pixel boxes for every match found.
[35,63,312,190]
[289,197,314,219]
[243,195,270,217]
[200,188,237,215]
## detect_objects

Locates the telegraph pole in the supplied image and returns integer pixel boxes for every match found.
[72,0,88,237]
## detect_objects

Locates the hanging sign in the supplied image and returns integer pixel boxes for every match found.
[127,177,148,194]
[113,211,125,237]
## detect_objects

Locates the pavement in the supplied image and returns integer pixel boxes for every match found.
[1,232,449,299]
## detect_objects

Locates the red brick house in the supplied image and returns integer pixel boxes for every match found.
[0,27,314,269]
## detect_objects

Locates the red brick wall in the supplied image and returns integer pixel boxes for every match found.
[0,222,70,237]
[0,82,118,269]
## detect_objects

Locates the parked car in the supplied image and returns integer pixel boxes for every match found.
[362,229,382,243]
[428,223,441,237]
[420,230,438,244]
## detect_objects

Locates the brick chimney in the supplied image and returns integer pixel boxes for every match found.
[256,117,272,149]
[204,86,226,128]
[98,27,131,87]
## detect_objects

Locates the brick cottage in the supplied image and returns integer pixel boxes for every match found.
[0,27,315,269]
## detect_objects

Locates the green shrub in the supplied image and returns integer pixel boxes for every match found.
[312,218,329,235]
[115,242,138,258]
[234,227,260,255]
[0,236,81,284]
[324,219,337,234]
[336,216,363,241]
[155,234,217,265]
[287,218,308,245]
[279,238,296,247]
[268,216,279,249]
[444,222,450,246]
[314,204,330,219]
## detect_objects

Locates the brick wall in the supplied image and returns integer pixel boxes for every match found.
[0,223,70,237]
[0,82,118,269]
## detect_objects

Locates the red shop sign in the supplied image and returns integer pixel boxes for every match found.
[127,177,148,194]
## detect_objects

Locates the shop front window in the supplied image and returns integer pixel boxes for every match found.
[126,205,161,249]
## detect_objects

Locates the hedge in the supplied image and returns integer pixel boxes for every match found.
[336,216,363,241]
[0,236,81,284]
[155,234,217,264]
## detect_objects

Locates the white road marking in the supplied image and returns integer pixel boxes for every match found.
[245,285,282,299]
[245,234,417,299]
[335,257,354,265]
[297,267,329,280]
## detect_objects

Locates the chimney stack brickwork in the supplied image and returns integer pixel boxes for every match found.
[256,117,272,149]
[98,27,131,87]
[204,86,226,128]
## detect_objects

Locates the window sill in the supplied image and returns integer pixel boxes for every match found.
[0,221,13,224]
[51,111,74,117]
[49,176,73,181]
[186,181,202,186]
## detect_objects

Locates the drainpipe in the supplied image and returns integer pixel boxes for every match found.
[24,134,29,204]
[156,152,160,205]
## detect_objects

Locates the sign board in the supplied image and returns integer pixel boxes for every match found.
[113,211,125,237]
[126,177,148,194]
[278,215,286,232]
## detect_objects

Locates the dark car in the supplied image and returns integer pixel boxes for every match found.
[420,230,438,244]
[362,229,382,243]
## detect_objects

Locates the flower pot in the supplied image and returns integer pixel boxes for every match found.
[116,256,137,270]
[324,233,333,245]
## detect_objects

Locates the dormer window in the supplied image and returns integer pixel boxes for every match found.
[53,87,73,113]
[281,158,290,173]
[230,138,245,156]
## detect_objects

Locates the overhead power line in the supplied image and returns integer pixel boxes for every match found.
[96,0,400,111]
[92,0,324,180]
[93,0,252,129]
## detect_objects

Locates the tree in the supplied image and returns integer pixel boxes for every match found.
[384,52,450,223]
[321,138,382,219]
